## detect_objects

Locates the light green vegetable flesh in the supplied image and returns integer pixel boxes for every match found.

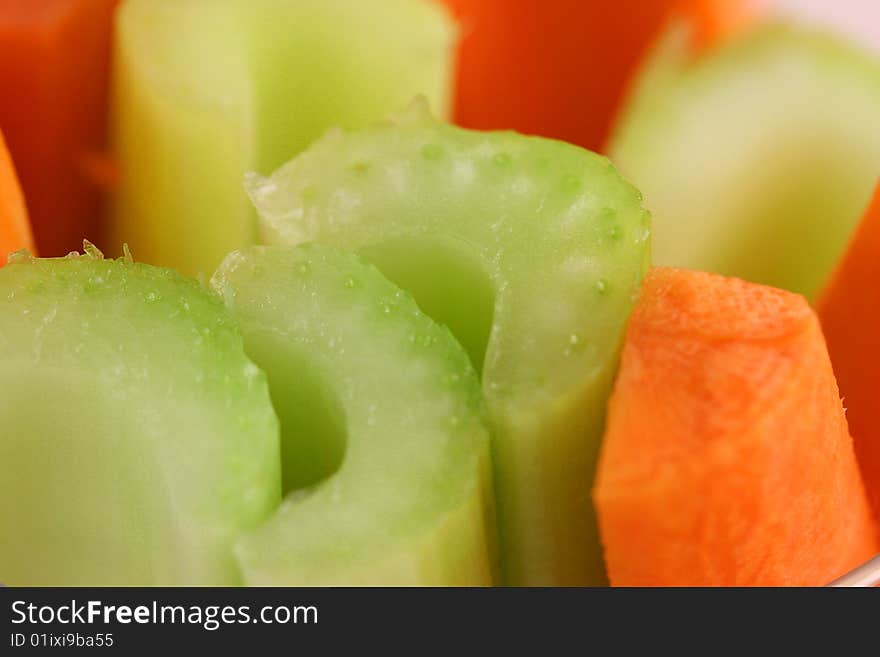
[248,105,651,585]
[610,22,880,300]
[0,248,280,585]
[213,244,496,585]
[110,0,455,276]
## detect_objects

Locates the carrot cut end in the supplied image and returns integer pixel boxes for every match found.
[595,267,878,586]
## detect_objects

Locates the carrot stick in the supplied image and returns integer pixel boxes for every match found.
[0,0,118,256]
[818,184,880,524]
[0,130,34,266]
[595,267,878,586]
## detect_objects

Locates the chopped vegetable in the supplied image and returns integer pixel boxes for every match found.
[0,245,280,585]
[595,267,878,586]
[248,102,650,585]
[610,22,880,299]
[0,0,117,255]
[0,130,34,265]
[818,184,880,524]
[214,244,496,585]
[110,0,455,276]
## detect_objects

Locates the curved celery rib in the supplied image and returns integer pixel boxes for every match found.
[248,106,651,585]
[611,23,880,299]
[213,245,497,586]
[0,247,280,585]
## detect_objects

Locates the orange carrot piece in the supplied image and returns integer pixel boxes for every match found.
[595,267,878,586]
[442,0,761,152]
[0,130,34,266]
[0,0,118,256]
[818,184,880,523]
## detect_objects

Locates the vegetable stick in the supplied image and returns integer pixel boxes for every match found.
[0,0,118,255]
[0,130,34,266]
[818,184,880,523]
[595,267,878,586]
